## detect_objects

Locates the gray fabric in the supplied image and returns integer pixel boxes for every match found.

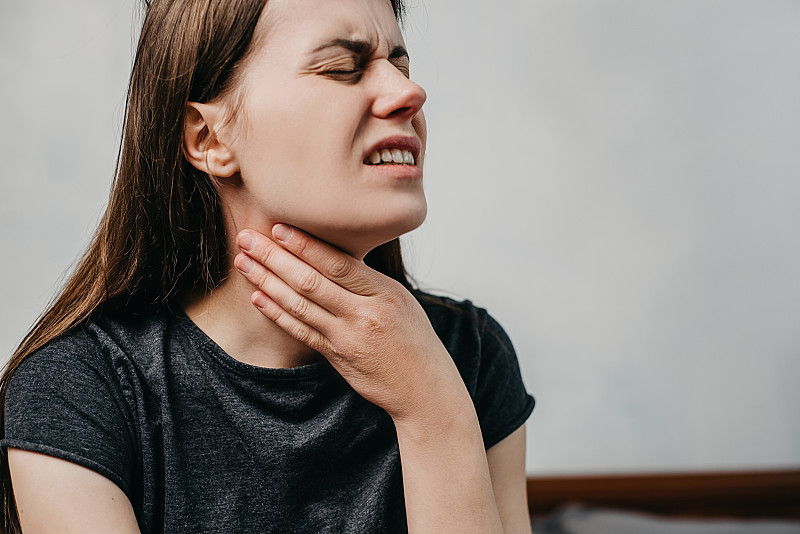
[532,506,800,534]
[3,291,534,534]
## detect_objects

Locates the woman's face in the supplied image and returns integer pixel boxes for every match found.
[217,0,427,259]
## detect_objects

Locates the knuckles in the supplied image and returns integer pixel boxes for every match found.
[289,321,312,346]
[290,232,310,257]
[328,257,354,279]
[351,303,390,340]
[379,282,407,307]
[296,268,321,294]
[288,294,310,318]
[254,264,272,287]
[257,240,280,266]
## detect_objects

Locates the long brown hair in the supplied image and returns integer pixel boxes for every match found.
[1,0,408,531]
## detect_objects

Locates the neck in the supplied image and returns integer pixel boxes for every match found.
[181,267,322,369]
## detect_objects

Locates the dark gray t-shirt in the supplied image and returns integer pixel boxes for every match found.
[3,292,533,533]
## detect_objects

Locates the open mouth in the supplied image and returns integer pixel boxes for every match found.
[364,148,416,166]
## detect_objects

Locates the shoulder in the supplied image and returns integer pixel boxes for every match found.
[414,290,483,331]
[8,309,174,396]
[412,290,514,373]
[3,314,157,499]
[413,290,533,448]
[10,324,109,389]
[413,290,506,348]
[91,308,174,360]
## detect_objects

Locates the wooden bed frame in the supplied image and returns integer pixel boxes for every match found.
[527,469,800,519]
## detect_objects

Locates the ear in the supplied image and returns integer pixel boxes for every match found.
[183,102,239,177]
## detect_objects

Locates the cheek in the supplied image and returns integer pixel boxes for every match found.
[240,89,364,172]
[232,107,361,217]
[412,112,427,161]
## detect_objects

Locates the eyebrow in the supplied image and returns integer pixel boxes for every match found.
[311,38,409,60]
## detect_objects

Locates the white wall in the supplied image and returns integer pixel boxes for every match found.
[0,0,136,358]
[2,0,799,475]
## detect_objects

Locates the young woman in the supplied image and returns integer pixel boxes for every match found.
[0,0,534,532]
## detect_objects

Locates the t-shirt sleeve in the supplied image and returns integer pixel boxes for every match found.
[473,310,535,449]
[2,330,136,496]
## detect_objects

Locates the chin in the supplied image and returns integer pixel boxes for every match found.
[305,201,427,259]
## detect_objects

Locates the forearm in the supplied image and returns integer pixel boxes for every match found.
[235,226,508,530]
[393,383,504,534]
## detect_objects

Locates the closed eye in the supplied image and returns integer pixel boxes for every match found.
[309,39,411,83]
[393,63,410,78]
[323,68,364,82]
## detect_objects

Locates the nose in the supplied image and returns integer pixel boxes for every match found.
[370,62,427,121]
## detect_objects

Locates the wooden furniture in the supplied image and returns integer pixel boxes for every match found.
[527,469,800,519]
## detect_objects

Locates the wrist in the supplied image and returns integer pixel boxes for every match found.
[391,385,481,446]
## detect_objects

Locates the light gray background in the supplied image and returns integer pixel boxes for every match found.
[1,0,798,475]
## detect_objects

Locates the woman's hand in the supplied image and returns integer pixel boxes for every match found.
[235,224,510,533]
[234,224,467,424]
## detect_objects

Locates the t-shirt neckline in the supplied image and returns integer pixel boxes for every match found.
[170,307,333,382]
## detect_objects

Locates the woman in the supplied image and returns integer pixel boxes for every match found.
[1,0,534,532]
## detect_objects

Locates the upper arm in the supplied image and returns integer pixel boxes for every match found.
[486,424,532,534]
[8,449,140,534]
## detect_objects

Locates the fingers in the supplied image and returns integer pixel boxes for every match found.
[248,290,330,355]
[234,250,334,332]
[270,224,380,296]
[236,230,352,314]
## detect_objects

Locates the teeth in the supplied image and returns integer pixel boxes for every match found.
[366,149,416,166]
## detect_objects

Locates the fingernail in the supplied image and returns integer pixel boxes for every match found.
[235,254,254,274]
[273,224,292,242]
[252,293,268,309]
[238,232,254,251]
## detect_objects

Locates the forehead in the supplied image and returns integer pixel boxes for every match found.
[257,0,404,55]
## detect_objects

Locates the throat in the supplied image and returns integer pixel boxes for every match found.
[180,279,323,370]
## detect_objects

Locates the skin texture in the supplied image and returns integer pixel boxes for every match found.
[229,224,528,532]
[186,0,428,260]
[8,449,140,534]
[9,0,532,531]
[8,427,529,534]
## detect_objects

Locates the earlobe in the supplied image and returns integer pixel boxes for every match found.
[183,102,239,178]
